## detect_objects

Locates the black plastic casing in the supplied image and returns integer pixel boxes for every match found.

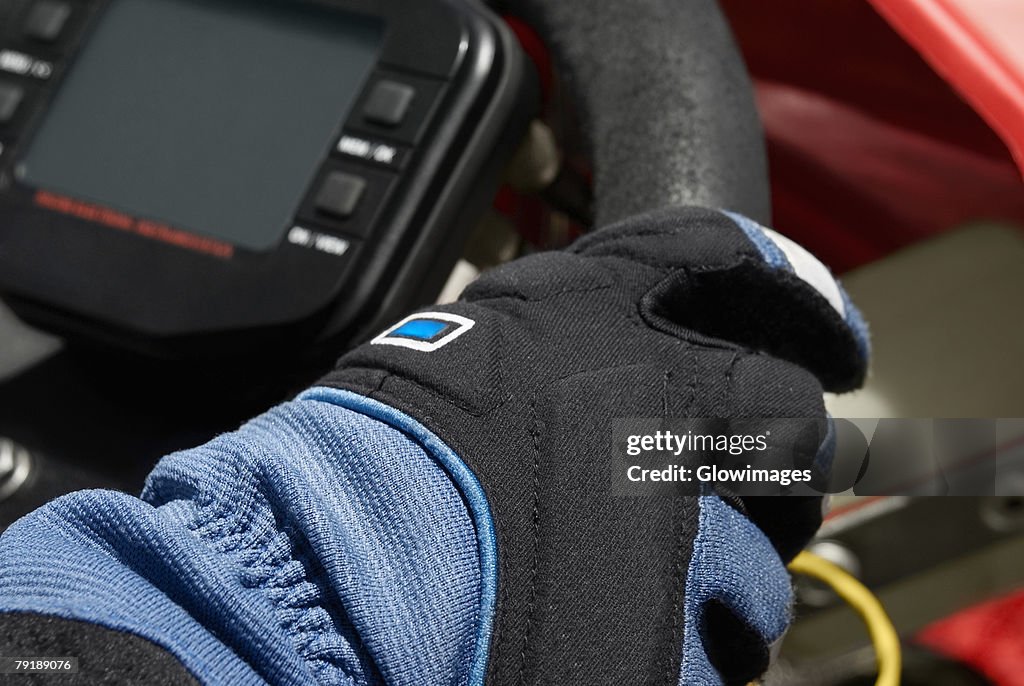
[0,0,537,360]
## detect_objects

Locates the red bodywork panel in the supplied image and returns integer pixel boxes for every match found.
[721,0,1024,273]
[918,589,1024,686]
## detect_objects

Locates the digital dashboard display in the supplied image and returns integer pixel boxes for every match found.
[19,0,383,251]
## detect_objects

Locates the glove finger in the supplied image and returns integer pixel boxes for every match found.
[618,209,870,392]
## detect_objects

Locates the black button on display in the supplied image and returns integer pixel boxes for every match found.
[362,80,415,127]
[350,71,444,146]
[23,1,73,42]
[299,164,396,239]
[0,82,24,123]
[314,171,366,219]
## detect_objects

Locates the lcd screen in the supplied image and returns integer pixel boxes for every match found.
[19,0,383,251]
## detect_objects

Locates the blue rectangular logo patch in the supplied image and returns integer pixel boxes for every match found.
[371,312,475,351]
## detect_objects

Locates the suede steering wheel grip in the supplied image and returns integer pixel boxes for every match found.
[500,0,771,226]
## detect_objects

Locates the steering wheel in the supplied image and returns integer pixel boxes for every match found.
[504,0,770,226]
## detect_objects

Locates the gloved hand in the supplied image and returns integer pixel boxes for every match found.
[0,207,867,686]
[312,206,869,685]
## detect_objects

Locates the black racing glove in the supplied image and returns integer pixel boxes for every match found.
[316,206,869,685]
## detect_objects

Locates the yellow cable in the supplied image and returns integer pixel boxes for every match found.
[788,551,902,686]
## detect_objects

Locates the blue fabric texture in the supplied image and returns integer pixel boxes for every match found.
[680,495,793,686]
[297,387,499,686]
[0,394,493,686]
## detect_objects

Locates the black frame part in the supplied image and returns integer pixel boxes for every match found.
[0,0,537,359]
